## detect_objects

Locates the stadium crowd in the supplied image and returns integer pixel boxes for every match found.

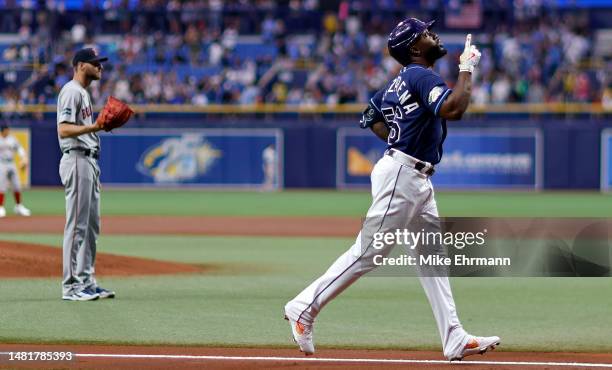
[0,0,609,109]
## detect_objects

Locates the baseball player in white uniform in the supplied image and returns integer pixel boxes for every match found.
[262,144,277,190]
[57,48,115,302]
[284,20,499,361]
[0,124,31,217]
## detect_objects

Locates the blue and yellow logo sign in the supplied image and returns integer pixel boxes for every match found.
[137,134,222,183]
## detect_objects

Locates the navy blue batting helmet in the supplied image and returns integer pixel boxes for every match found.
[388,18,435,64]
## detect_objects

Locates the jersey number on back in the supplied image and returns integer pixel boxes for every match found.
[382,102,419,145]
[382,107,398,144]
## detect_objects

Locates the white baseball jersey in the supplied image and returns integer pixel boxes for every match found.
[57,80,100,152]
[262,145,276,166]
[0,134,25,192]
[0,135,26,163]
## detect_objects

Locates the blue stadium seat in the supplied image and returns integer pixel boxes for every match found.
[233,43,277,59]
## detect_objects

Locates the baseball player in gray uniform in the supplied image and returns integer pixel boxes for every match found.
[0,124,31,217]
[57,48,115,301]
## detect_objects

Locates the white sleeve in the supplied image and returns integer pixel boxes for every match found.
[10,137,26,159]
[57,88,81,124]
[16,143,26,159]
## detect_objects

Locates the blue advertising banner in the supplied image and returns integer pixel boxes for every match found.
[601,129,612,191]
[99,129,283,188]
[336,128,387,187]
[337,128,542,189]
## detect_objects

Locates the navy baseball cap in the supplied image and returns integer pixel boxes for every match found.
[388,18,435,51]
[72,48,108,66]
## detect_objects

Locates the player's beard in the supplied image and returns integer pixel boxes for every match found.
[86,66,102,81]
[89,70,101,81]
[424,44,447,65]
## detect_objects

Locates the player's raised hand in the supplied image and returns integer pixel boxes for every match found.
[459,34,481,73]
[464,34,471,50]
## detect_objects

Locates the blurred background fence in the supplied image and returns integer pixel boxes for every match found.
[6,105,609,190]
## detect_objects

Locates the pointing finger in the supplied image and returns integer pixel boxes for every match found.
[464,34,472,51]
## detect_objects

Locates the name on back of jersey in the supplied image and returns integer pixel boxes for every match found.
[383,76,420,121]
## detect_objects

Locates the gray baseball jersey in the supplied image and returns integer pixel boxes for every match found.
[57,80,100,151]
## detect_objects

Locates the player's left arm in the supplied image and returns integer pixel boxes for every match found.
[437,72,472,121]
[415,34,481,121]
[438,34,481,120]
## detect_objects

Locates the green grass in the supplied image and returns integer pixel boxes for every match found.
[1,233,611,352]
[2,189,612,352]
[12,188,612,217]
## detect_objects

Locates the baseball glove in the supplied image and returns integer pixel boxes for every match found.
[98,96,134,132]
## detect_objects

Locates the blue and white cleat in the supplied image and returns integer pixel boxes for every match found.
[95,286,116,299]
[62,288,100,301]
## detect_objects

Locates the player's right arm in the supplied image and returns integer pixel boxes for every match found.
[57,87,102,139]
[361,89,389,142]
[438,34,481,121]
[370,122,389,141]
[58,122,102,139]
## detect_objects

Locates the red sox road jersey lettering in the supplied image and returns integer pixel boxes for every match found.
[81,106,93,120]
[56,80,100,152]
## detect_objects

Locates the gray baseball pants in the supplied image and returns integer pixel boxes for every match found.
[59,152,100,296]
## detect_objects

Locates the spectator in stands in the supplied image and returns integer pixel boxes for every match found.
[0,1,606,107]
[492,72,512,104]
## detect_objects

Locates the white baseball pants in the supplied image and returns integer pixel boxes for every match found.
[0,162,21,192]
[285,151,469,359]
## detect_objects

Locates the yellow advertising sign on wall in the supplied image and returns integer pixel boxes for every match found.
[11,129,31,188]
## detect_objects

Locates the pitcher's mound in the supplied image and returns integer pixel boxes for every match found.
[0,240,207,278]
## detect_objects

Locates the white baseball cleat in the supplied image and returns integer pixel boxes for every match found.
[449,335,501,361]
[14,204,31,216]
[285,315,315,355]
[0,206,5,218]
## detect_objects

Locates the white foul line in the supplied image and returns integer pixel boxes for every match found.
[75,354,612,368]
